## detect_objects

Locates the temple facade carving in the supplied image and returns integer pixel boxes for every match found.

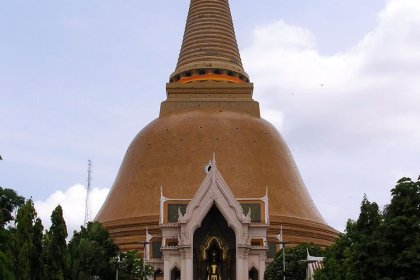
[158,156,269,280]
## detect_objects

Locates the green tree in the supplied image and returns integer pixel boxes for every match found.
[349,196,383,279]
[0,249,15,280]
[0,187,24,228]
[265,243,324,280]
[315,196,383,280]
[4,199,46,280]
[14,199,37,280]
[316,176,420,280]
[45,205,68,280]
[118,250,155,280]
[68,221,118,280]
[1,224,16,280]
[314,227,353,280]
[32,218,45,280]
[0,187,24,280]
[381,177,420,279]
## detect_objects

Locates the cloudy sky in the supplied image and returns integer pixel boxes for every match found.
[1,0,419,235]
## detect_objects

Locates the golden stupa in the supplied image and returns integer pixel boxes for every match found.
[96,0,337,253]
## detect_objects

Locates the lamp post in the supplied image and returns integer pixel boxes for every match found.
[115,254,122,280]
[141,241,150,280]
[275,241,289,280]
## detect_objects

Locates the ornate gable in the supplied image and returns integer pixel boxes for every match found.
[178,154,252,246]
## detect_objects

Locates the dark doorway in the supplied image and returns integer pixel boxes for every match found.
[249,267,258,280]
[154,269,163,280]
[193,205,236,280]
[171,267,180,280]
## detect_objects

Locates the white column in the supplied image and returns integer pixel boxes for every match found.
[184,247,193,280]
[236,254,244,280]
[163,256,171,280]
[259,254,266,280]
[180,250,186,280]
[244,250,250,280]
[236,247,249,280]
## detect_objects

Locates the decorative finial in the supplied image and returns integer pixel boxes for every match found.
[212,152,216,166]
[276,226,283,242]
[204,153,217,175]
[246,207,252,220]
[243,207,252,223]
[146,227,153,243]
[177,207,184,222]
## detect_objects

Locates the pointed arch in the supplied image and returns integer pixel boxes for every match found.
[170,267,180,280]
[200,235,229,261]
[178,159,250,246]
[249,267,258,280]
[154,269,163,280]
[193,204,236,280]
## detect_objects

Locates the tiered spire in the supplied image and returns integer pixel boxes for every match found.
[169,0,249,84]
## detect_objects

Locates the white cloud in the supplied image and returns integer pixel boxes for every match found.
[34,184,109,236]
[243,0,420,231]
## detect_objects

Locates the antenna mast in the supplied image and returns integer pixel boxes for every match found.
[84,160,92,225]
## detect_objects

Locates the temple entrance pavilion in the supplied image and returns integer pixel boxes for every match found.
[193,205,236,280]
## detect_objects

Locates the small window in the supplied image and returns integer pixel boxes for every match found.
[214,69,221,75]
[267,242,277,258]
[198,69,206,75]
[241,203,261,223]
[167,204,187,223]
[152,241,162,259]
[167,240,178,247]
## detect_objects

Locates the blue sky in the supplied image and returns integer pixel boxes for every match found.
[1,0,419,234]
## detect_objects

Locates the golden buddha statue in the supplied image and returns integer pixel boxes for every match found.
[207,251,222,280]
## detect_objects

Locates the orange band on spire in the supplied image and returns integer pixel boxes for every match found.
[178,74,244,84]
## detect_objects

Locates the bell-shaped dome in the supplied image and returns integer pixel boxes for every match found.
[96,83,337,248]
[98,110,325,223]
